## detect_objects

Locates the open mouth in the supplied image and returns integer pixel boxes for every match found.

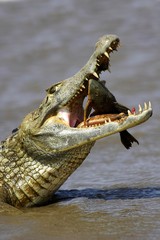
[56,36,125,128]
[40,35,152,150]
[57,93,151,129]
[44,35,151,131]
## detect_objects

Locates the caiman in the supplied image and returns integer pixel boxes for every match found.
[0,35,152,208]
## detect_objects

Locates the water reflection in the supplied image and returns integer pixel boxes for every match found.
[54,187,160,203]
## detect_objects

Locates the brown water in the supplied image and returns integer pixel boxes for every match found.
[0,0,160,239]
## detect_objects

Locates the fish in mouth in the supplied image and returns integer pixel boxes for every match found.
[79,79,140,149]
[44,35,151,150]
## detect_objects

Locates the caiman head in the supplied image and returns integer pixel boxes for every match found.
[19,35,152,153]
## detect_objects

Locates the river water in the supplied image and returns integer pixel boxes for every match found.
[0,0,160,239]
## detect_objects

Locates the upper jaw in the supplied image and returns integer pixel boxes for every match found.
[27,33,153,151]
[40,35,120,128]
[40,34,152,130]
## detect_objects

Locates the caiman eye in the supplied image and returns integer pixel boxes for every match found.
[46,82,62,94]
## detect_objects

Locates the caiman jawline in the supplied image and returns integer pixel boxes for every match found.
[66,37,120,103]
[56,102,152,129]
[42,36,121,128]
[43,35,151,130]
[53,37,121,128]
[45,36,150,130]
[78,102,152,128]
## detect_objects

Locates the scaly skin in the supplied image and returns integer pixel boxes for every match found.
[0,35,152,207]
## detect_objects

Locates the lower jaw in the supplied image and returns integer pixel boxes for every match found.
[77,113,126,128]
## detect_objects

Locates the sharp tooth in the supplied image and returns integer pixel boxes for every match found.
[139,104,142,113]
[149,101,152,108]
[107,118,111,122]
[109,47,113,51]
[144,102,147,110]
[105,120,108,124]
[93,72,99,79]
[86,77,89,81]
[128,110,132,116]
[96,63,100,67]
[104,52,109,58]
[81,84,85,89]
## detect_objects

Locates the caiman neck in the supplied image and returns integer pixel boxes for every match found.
[1,132,94,207]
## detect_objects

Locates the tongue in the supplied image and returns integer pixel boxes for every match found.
[57,109,70,126]
[58,109,80,127]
